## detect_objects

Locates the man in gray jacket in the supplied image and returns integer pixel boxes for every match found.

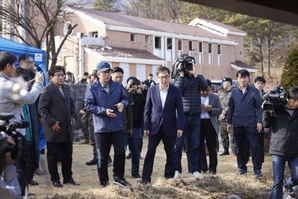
[0,52,44,196]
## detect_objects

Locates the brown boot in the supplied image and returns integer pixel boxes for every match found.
[80,138,90,144]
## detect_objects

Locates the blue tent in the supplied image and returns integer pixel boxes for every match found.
[0,37,48,83]
[0,37,47,150]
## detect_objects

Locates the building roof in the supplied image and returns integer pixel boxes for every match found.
[194,18,246,34]
[231,60,258,72]
[69,6,236,42]
[86,45,164,60]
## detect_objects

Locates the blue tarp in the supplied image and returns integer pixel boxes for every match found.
[0,37,47,150]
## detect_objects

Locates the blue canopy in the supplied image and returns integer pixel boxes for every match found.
[0,37,47,150]
[0,37,48,83]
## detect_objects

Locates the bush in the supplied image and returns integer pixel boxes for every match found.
[281,44,298,91]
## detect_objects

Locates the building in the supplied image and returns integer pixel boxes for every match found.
[58,6,257,85]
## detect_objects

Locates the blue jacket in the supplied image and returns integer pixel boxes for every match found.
[228,85,263,127]
[85,78,128,133]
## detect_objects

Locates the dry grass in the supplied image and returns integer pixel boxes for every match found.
[27,136,279,199]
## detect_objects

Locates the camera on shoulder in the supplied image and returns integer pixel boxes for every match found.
[0,113,28,172]
[263,86,286,111]
[171,54,196,79]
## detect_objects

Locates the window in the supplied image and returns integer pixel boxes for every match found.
[167,38,172,50]
[130,33,136,42]
[178,39,182,50]
[63,21,74,36]
[155,36,161,48]
[217,44,222,65]
[145,35,150,44]
[189,40,193,51]
[198,42,203,64]
[89,31,98,38]
[208,43,213,65]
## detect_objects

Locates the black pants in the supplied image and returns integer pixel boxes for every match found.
[142,125,176,181]
[199,119,218,173]
[46,141,73,182]
[94,131,125,184]
[15,137,32,196]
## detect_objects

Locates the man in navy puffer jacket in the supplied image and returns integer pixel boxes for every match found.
[227,69,263,177]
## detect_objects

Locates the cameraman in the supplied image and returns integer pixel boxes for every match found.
[263,86,298,198]
[173,57,208,179]
[0,136,21,199]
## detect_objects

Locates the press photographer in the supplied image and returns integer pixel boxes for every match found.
[172,54,208,179]
[0,52,44,196]
[0,113,28,199]
[263,86,298,198]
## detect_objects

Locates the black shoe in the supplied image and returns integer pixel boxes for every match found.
[100,181,109,188]
[132,173,142,178]
[30,179,39,186]
[284,180,296,197]
[86,158,98,166]
[219,149,230,156]
[53,181,63,188]
[63,178,80,186]
[113,177,131,188]
[126,152,132,159]
[137,179,151,185]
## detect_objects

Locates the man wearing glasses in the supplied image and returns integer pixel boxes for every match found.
[38,66,78,188]
[139,66,184,184]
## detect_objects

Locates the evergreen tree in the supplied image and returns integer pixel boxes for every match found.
[281,44,298,91]
[94,0,119,12]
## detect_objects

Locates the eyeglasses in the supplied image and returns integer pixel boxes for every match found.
[53,74,65,78]
[158,75,169,80]
[25,61,34,64]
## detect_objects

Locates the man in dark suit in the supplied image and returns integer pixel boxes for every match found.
[140,66,184,184]
[38,65,79,188]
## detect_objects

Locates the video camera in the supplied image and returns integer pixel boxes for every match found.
[263,86,286,111]
[171,54,196,79]
[0,113,28,172]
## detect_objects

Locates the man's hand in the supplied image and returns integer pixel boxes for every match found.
[70,117,76,125]
[257,123,263,133]
[79,110,85,115]
[106,109,117,117]
[81,114,86,123]
[35,72,44,83]
[52,121,61,132]
[39,118,44,124]
[227,124,232,133]
[177,130,183,137]
[115,103,124,112]
[264,128,270,133]
[144,130,150,136]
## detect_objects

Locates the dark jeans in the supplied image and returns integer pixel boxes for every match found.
[94,131,125,184]
[15,137,32,196]
[142,125,176,181]
[199,119,218,173]
[272,155,298,199]
[174,114,201,173]
[128,127,142,175]
[46,141,73,182]
[233,126,262,171]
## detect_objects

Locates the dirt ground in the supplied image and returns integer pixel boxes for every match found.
[27,136,279,199]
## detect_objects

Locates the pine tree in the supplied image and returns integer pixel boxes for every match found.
[281,44,298,91]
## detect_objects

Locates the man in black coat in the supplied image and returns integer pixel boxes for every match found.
[38,66,78,188]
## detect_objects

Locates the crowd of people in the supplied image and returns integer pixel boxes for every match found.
[0,51,298,199]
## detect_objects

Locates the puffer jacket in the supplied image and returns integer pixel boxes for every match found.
[85,78,128,133]
[174,74,208,115]
[228,85,262,127]
[263,102,298,157]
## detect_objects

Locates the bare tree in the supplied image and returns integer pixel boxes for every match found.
[0,0,93,69]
